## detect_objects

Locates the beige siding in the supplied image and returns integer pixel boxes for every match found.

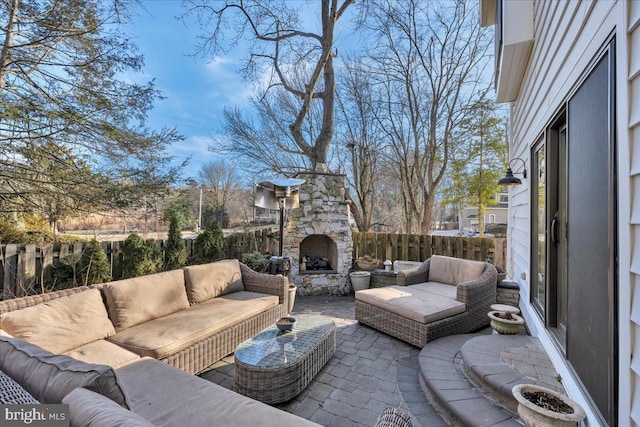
[629,0,640,423]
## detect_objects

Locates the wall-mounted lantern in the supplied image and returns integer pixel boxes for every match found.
[498,158,527,186]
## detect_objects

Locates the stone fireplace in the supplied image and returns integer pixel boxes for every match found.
[283,166,353,295]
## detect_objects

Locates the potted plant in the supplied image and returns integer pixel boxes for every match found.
[241,251,270,273]
[488,310,525,335]
[512,384,586,427]
[357,255,380,271]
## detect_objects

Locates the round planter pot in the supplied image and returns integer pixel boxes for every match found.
[350,271,371,292]
[287,284,297,314]
[488,311,525,335]
[357,261,379,271]
[512,384,586,427]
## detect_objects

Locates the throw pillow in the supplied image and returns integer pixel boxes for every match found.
[63,388,153,427]
[0,336,127,407]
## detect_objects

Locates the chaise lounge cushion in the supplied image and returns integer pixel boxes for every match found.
[428,255,486,286]
[355,285,465,324]
[0,289,116,354]
[184,259,245,304]
[0,336,127,406]
[63,340,141,369]
[103,269,190,331]
[63,388,154,427]
[108,291,278,359]
[114,358,319,427]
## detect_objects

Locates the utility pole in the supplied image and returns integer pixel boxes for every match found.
[198,187,203,231]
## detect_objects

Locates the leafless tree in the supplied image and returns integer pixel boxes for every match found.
[198,159,241,210]
[184,0,355,171]
[366,0,492,234]
[335,57,384,232]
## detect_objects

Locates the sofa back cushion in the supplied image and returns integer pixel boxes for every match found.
[428,255,487,286]
[0,288,115,354]
[103,269,189,331]
[0,336,127,406]
[184,259,245,304]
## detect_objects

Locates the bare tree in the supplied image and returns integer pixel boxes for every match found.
[367,0,492,234]
[335,57,384,231]
[198,159,241,212]
[184,0,355,171]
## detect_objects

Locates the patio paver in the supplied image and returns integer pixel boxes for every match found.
[200,295,448,427]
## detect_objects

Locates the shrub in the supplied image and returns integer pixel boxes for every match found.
[51,240,111,289]
[191,222,225,265]
[241,251,270,272]
[122,234,163,278]
[165,214,186,270]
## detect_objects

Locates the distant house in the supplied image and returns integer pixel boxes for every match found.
[458,191,508,232]
[480,1,640,425]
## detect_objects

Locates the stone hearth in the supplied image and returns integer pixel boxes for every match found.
[283,168,353,296]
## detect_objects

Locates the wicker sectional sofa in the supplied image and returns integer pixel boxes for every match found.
[0,259,322,426]
[355,255,497,347]
[0,259,288,374]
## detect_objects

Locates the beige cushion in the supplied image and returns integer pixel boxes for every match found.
[63,340,141,369]
[0,336,127,406]
[410,282,458,300]
[428,255,486,286]
[63,388,154,427]
[184,259,244,304]
[355,286,466,324]
[0,289,115,354]
[103,269,189,331]
[108,291,278,359]
[115,359,319,427]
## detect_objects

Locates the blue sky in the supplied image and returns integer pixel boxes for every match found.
[126,1,252,181]
[126,1,363,183]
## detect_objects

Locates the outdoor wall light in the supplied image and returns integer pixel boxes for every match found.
[498,158,527,186]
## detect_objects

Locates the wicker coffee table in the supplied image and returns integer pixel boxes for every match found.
[234,314,336,404]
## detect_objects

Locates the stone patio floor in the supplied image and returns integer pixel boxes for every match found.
[200,294,447,427]
[200,295,560,427]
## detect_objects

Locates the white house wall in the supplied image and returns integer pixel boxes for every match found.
[628,0,640,425]
[506,0,636,425]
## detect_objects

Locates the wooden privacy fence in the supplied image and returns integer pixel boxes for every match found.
[0,228,277,300]
[352,232,507,271]
[1,230,505,300]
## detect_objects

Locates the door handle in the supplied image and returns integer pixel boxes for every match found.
[551,213,559,245]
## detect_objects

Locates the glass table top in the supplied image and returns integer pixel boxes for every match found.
[235,314,335,368]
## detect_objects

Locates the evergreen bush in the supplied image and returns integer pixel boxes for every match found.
[52,240,111,289]
[122,234,163,278]
[165,214,186,270]
[191,222,225,265]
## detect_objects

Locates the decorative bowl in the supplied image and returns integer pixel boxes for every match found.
[276,317,296,332]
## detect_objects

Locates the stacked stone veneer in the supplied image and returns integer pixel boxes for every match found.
[283,170,353,296]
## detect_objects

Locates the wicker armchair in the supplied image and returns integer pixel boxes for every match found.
[355,256,497,347]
